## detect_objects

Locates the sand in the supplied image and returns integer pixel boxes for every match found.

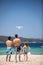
[0,53,43,65]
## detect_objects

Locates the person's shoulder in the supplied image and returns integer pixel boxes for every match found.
[6,40,12,42]
[18,38,21,42]
[13,38,21,42]
[15,38,20,40]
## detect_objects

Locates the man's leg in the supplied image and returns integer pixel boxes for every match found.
[18,52,20,61]
[9,55,11,62]
[6,55,8,61]
[15,47,17,62]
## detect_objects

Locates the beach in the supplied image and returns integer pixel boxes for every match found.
[0,53,43,65]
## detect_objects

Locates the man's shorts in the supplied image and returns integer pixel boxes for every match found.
[6,47,12,55]
[15,46,21,52]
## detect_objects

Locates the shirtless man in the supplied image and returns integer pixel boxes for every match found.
[6,36,13,61]
[13,34,21,62]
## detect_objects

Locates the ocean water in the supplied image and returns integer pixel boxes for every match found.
[0,42,43,55]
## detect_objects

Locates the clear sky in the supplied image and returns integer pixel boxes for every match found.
[0,0,43,39]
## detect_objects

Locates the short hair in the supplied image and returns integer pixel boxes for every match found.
[15,34,18,38]
[8,36,11,40]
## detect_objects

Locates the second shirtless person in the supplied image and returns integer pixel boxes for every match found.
[13,34,21,62]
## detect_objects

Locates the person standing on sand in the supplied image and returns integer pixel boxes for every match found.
[13,34,21,62]
[22,41,30,61]
[6,36,13,62]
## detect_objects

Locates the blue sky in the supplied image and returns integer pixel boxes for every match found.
[0,0,43,39]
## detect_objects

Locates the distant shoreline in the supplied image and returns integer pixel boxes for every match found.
[0,36,43,43]
[0,41,5,43]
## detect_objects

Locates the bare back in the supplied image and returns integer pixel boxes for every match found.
[13,38,21,46]
[6,40,13,47]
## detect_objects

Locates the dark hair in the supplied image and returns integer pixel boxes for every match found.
[8,36,11,40]
[24,40,28,47]
[25,42,28,47]
[15,34,18,38]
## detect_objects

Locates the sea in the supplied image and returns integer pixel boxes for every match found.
[0,42,43,55]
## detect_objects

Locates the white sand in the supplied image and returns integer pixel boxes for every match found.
[0,53,43,65]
